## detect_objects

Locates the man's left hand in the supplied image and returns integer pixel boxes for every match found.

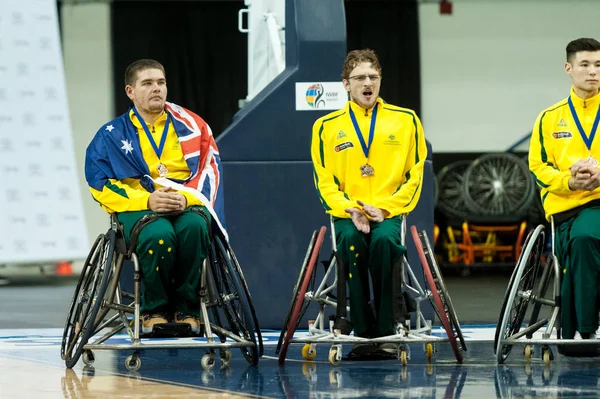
[174,192,187,211]
[357,200,389,222]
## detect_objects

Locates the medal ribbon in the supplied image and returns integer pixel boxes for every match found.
[133,107,171,159]
[568,96,600,151]
[349,103,378,159]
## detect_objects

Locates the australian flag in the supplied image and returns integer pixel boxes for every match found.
[85,102,226,238]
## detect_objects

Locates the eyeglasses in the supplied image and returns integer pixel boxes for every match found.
[348,74,381,82]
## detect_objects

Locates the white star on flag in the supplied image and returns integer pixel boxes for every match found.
[105,124,115,132]
[121,140,134,154]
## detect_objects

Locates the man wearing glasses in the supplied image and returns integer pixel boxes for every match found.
[310,49,427,356]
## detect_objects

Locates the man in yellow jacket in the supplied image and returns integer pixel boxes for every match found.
[310,49,427,354]
[85,59,226,334]
[529,38,600,341]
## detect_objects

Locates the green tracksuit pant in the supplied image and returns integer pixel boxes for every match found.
[555,206,600,339]
[334,216,407,337]
[117,206,211,317]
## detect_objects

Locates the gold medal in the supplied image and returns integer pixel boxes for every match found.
[360,164,374,177]
[157,163,168,177]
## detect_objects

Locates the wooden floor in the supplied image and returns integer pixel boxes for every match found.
[4,327,600,399]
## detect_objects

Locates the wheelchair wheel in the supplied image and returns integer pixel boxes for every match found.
[527,254,555,327]
[278,226,327,365]
[216,236,264,357]
[61,229,116,368]
[275,230,318,355]
[210,235,260,366]
[436,160,472,219]
[495,224,545,363]
[410,226,466,363]
[463,153,534,218]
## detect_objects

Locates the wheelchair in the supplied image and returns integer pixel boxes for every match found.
[276,216,466,366]
[60,210,263,371]
[495,217,600,364]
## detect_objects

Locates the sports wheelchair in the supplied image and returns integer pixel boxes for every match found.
[60,210,263,371]
[276,217,466,366]
[495,217,600,364]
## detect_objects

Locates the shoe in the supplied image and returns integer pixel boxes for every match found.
[174,312,201,334]
[377,343,399,354]
[378,343,399,354]
[349,342,378,356]
[580,332,596,340]
[141,313,169,334]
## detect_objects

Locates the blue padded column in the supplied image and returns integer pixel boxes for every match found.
[217,0,434,328]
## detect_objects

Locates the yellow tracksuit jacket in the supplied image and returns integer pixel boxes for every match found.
[529,87,600,219]
[311,98,427,218]
[89,110,202,213]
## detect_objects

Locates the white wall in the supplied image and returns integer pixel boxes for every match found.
[419,0,600,153]
[61,3,113,245]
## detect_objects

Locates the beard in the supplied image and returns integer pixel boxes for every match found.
[145,99,165,113]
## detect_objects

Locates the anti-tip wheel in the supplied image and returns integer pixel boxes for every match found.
[125,354,141,372]
[302,344,317,361]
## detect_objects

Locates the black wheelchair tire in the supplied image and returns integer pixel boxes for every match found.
[494,225,545,363]
[63,229,116,368]
[210,235,259,366]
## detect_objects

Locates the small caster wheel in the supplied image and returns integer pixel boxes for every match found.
[425,343,433,361]
[328,348,341,366]
[125,353,141,371]
[82,350,95,366]
[524,345,533,362]
[220,348,232,366]
[543,348,552,366]
[201,353,215,371]
[302,344,317,361]
[400,349,408,366]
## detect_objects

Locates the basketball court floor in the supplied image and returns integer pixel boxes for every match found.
[3,325,600,398]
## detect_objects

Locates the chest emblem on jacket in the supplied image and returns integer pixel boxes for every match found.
[335,141,354,152]
[552,131,572,139]
[336,130,347,139]
[384,134,401,146]
[558,118,568,128]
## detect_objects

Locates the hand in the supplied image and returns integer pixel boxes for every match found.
[569,165,600,191]
[570,158,594,176]
[357,200,389,223]
[148,187,187,212]
[344,207,370,233]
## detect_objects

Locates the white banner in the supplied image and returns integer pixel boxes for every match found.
[295,82,348,111]
[0,0,89,263]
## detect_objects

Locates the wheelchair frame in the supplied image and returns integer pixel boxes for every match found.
[276,217,466,366]
[61,211,263,371]
[495,217,600,365]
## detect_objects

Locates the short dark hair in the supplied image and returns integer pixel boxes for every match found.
[566,38,600,62]
[124,59,166,86]
[341,49,382,81]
